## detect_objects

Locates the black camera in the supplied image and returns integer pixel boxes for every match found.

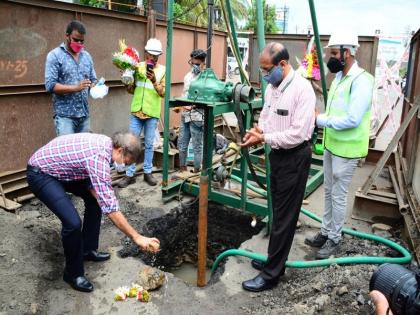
[370,263,420,315]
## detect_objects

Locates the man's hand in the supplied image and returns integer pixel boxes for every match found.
[134,235,160,253]
[240,124,264,148]
[370,290,392,315]
[146,70,156,84]
[126,84,135,94]
[76,79,91,92]
[107,211,160,254]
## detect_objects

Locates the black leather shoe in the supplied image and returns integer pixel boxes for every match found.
[63,272,93,292]
[83,250,110,262]
[144,173,158,186]
[251,259,265,271]
[242,275,277,292]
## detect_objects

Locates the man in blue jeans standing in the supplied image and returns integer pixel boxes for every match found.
[175,49,207,173]
[119,38,166,187]
[45,20,97,135]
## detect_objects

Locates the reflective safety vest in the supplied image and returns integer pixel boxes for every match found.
[131,62,165,118]
[324,69,373,158]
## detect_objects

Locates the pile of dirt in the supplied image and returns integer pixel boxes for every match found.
[117,202,265,269]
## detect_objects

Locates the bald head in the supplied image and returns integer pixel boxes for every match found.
[261,42,289,65]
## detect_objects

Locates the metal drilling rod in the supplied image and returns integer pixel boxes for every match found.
[162,0,174,187]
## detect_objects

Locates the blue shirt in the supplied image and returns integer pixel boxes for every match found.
[316,62,373,130]
[45,43,97,118]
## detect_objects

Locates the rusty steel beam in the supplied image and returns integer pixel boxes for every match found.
[6,0,148,22]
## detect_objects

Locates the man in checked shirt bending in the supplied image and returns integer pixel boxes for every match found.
[26,132,160,292]
[240,42,316,292]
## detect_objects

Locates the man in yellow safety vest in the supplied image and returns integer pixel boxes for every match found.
[305,32,374,258]
[119,38,166,187]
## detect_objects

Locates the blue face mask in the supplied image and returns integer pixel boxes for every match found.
[263,66,284,88]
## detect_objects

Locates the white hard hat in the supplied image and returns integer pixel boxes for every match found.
[145,38,163,55]
[325,32,360,49]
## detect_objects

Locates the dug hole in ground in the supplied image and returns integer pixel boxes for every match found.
[0,164,417,315]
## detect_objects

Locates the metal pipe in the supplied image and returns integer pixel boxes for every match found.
[162,0,174,187]
[388,166,408,215]
[308,0,328,107]
[394,152,406,200]
[255,0,266,95]
[197,174,209,286]
[197,106,212,287]
[206,0,214,68]
[255,0,272,232]
[224,0,245,83]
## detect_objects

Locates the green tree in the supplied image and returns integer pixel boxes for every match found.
[174,0,249,28]
[243,0,278,33]
[78,0,138,13]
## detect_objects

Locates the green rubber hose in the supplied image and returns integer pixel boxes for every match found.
[211,207,412,274]
[230,174,267,197]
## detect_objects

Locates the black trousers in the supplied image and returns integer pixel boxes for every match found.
[26,165,102,277]
[261,143,312,282]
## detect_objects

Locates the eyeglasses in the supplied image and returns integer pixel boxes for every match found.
[70,37,84,44]
[188,60,201,67]
[259,65,275,76]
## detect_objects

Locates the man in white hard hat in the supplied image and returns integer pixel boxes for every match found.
[119,38,166,187]
[305,32,374,258]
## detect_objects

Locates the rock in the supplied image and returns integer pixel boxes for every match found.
[30,303,39,314]
[30,199,40,207]
[312,282,323,292]
[294,303,309,314]
[23,222,34,229]
[137,266,166,291]
[314,294,331,311]
[373,230,392,238]
[356,294,365,305]
[372,223,392,232]
[296,220,302,229]
[337,286,348,296]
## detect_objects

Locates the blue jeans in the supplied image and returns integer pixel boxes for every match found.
[26,165,102,277]
[127,115,158,176]
[178,116,204,170]
[54,115,91,136]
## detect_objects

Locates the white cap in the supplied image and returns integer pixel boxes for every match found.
[325,32,360,49]
[145,38,163,55]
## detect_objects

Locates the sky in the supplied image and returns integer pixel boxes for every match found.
[264,0,420,37]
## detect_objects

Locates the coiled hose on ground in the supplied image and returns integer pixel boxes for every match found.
[211,177,412,274]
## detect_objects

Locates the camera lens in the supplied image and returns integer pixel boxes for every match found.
[370,263,420,315]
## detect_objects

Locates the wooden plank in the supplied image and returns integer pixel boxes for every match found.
[367,189,397,200]
[0,197,21,211]
[361,98,420,194]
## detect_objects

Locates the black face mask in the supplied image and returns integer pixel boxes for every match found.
[327,57,345,73]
